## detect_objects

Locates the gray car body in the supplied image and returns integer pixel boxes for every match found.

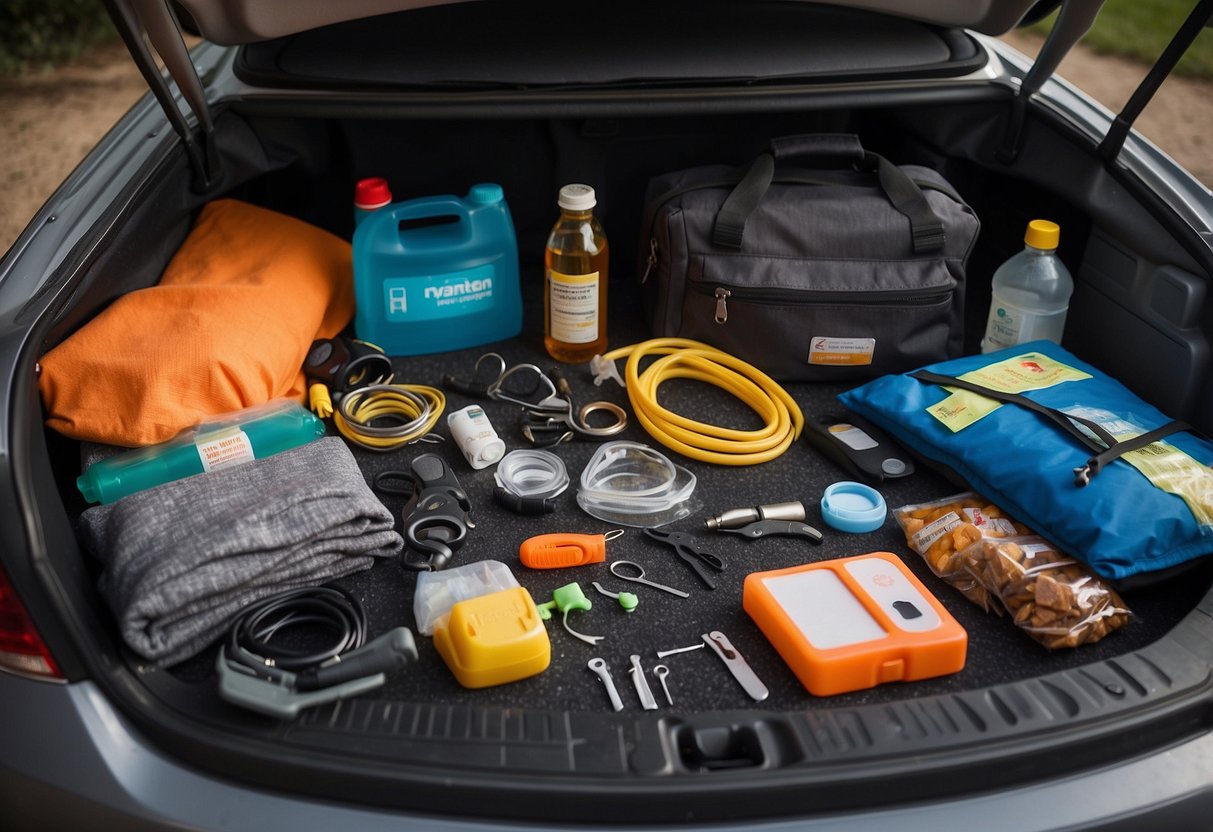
[2,34,1212,831]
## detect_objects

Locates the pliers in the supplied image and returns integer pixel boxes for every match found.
[642,528,723,590]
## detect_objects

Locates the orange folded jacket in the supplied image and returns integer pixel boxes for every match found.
[39,199,355,447]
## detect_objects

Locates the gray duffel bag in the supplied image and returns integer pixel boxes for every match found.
[639,134,980,381]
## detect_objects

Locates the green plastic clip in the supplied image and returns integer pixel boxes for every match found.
[590,581,639,613]
[535,583,602,645]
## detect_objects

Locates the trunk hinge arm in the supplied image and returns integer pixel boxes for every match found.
[997,0,1103,164]
[104,0,222,192]
[1099,0,1213,163]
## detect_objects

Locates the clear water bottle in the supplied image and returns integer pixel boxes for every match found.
[980,219,1074,353]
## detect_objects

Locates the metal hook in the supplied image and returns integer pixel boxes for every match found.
[488,363,559,409]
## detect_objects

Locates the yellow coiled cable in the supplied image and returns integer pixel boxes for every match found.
[332,383,446,451]
[597,338,803,466]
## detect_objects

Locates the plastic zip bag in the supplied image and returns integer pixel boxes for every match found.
[894,493,1131,649]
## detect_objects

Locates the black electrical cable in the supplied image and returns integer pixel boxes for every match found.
[226,586,368,681]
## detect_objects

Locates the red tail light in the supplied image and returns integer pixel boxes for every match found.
[0,562,63,680]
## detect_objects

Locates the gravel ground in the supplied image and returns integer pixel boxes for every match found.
[1,32,1210,254]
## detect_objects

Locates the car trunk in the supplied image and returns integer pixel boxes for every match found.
[11,0,1213,824]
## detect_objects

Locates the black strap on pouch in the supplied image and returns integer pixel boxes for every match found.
[911,369,1194,486]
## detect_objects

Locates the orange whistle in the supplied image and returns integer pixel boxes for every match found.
[519,530,624,569]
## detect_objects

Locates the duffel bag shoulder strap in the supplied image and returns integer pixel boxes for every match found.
[712,133,947,254]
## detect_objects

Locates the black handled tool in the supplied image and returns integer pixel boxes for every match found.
[716,519,823,543]
[642,528,723,590]
[383,454,474,571]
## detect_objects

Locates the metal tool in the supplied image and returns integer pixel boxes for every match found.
[655,643,704,659]
[609,561,690,598]
[519,366,629,447]
[629,654,658,710]
[642,528,723,589]
[705,500,822,544]
[702,630,769,702]
[444,355,627,446]
[654,664,673,705]
[705,501,806,530]
[588,657,623,711]
[716,519,823,544]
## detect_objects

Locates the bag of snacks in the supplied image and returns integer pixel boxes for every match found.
[894,493,1131,649]
[893,493,1030,611]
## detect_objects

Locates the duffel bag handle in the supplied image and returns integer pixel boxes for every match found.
[770,133,865,164]
[712,134,947,254]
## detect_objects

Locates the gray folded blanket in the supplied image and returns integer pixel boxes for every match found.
[79,436,402,666]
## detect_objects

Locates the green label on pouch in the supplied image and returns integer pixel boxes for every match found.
[928,352,1091,432]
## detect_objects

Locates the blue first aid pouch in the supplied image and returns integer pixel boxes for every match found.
[840,341,1213,583]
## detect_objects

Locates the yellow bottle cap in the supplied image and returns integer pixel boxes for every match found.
[1024,219,1060,250]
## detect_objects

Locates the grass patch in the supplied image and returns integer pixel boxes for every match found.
[0,0,118,76]
[1032,0,1213,79]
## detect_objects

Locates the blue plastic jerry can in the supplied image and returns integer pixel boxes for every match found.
[353,183,523,356]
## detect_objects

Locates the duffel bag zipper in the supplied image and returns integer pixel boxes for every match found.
[641,239,658,284]
[703,283,953,324]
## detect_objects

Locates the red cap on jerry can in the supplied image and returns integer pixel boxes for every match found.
[355,177,393,210]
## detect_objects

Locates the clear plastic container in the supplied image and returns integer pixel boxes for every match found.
[413,560,520,636]
[576,441,696,527]
[980,219,1074,353]
[544,184,609,363]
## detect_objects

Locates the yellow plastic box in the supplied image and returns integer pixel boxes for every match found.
[433,587,551,688]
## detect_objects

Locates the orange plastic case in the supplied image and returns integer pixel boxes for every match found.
[433,587,551,688]
[519,533,608,569]
[743,553,966,696]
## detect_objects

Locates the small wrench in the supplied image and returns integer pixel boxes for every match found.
[629,654,658,710]
[609,561,689,598]
[654,664,673,705]
[587,657,623,712]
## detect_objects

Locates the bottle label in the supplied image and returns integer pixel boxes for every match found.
[196,428,255,473]
[548,269,599,344]
[982,297,1027,351]
[982,297,1067,351]
[383,264,496,323]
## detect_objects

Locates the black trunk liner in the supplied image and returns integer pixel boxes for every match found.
[159,282,1213,716]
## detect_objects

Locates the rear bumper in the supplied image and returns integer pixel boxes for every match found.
[2,670,1212,832]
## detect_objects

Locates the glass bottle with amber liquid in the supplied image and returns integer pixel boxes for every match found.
[544,184,608,363]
